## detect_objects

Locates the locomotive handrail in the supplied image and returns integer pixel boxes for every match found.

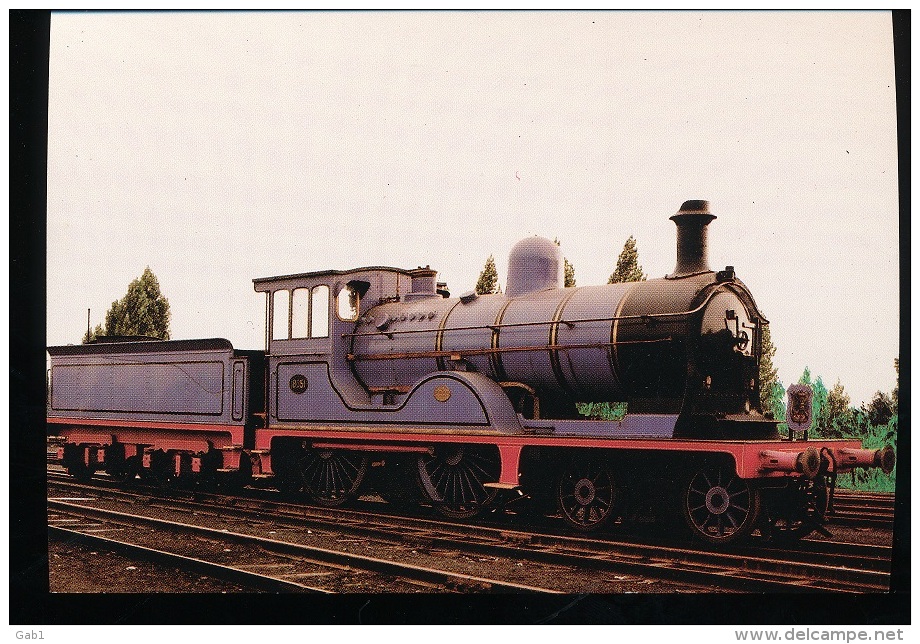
[346,337,675,362]
[341,297,717,339]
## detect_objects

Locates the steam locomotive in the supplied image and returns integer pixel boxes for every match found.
[48,200,894,544]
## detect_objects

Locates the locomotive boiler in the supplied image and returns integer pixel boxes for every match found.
[48,200,895,545]
[349,200,765,433]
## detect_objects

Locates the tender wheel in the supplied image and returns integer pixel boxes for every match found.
[65,454,93,482]
[299,449,369,507]
[683,463,760,544]
[107,455,140,484]
[63,444,94,483]
[416,445,500,519]
[557,457,617,531]
[762,477,829,542]
[140,449,172,487]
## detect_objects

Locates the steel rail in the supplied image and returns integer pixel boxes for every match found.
[48,498,561,594]
[828,491,895,527]
[48,524,329,593]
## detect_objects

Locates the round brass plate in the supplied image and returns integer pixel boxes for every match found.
[433,384,452,402]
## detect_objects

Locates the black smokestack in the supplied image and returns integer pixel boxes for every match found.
[668,200,716,278]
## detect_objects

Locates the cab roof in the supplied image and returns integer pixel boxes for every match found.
[252,266,411,291]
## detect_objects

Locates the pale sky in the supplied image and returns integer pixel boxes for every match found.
[46,11,900,406]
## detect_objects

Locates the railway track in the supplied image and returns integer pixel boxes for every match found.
[48,498,560,593]
[48,474,893,593]
[829,490,896,528]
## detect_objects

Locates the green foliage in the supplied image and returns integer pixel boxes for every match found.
[608,236,646,284]
[892,357,899,413]
[797,366,811,386]
[475,255,500,295]
[101,267,172,339]
[758,324,780,413]
[863,391,894,427]
[564,257,576,287]
[81,323,105,344]
[576,401,628,421]
[553,238,576,287]
[822,380,853,438]
[768,380,787,432]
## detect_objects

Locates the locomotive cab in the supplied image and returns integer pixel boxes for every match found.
[253,266,419,419]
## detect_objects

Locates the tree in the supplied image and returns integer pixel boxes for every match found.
[608,236,646,283]
[100,267,172,339]
[475,255,500,295]
[863,391,894,427]
[553,238,576,287]
[824,379,853,437]
[892,357,899,414]
[81,323,104,344]
[766,380,786,424]
[758,324,780,414]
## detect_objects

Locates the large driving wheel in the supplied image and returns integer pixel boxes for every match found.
[417,445,500,519]
[299,449,369,507]
[683,463,760,544]
[557,457,618,531]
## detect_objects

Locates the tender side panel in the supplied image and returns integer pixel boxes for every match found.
[51,361,225,416]
[47,341,252,429]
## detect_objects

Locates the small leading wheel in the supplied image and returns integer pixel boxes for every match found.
[557,457,617,531]
[300,449,369,507]
[417,445,500,519]
[762,477,829,542]
[683,463,760,544]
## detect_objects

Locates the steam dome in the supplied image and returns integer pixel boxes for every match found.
[505,236,564,297]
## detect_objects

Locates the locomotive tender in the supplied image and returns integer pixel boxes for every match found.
[48,201,894,544]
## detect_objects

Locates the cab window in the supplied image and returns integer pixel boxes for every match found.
[291,288,310,339]
[272,290,290,340]
[337,284,360,321]
[311,285,329,338]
